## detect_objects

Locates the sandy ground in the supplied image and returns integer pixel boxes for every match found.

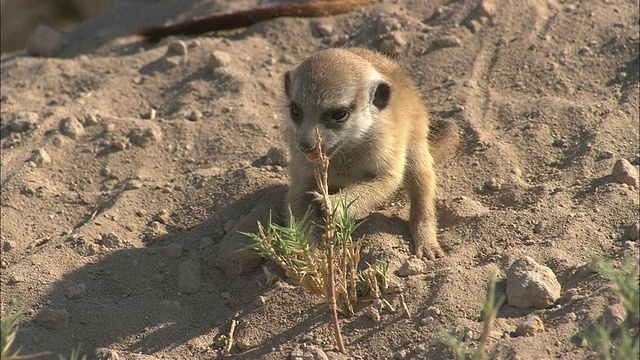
[1,0,639,359]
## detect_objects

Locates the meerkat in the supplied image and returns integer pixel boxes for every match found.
[282,47,458,260]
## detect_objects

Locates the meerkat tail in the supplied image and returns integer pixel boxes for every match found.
[137,0,378,41]
[428,118,460,166]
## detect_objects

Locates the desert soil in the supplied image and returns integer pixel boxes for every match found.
[1,0,639,359]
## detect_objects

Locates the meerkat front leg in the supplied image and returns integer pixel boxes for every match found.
[405,144,443,260]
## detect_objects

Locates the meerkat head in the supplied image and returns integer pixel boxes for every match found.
[283,49,391,162]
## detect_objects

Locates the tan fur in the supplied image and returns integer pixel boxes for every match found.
[282,48,458,260]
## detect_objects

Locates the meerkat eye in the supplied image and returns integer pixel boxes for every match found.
[330,108,349,122]
[289,103,301,121]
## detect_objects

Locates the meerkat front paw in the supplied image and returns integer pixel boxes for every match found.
[411,227,445,261]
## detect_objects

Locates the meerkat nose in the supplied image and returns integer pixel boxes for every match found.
[299,141,317,153]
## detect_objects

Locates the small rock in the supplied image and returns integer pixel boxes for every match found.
[26,24,62,57]
[9,112,38,132]
[485,178,502,191]
[366,305,381,323]
[533,221,545,234]
[208,51,232,70]
[177,260,201,294]
[311,21,333,37]
[552,138,565,147]
[65,283,87,299]
[8,274,24,285]
[94,348,120,360]
[513,314,545,337]
[398,257,426,276]
[612,158,639,188]
[617,71,627,82]
[101,232,124,249]
[34,307,69,329]
[629,223,639,241]
[379,33,407,54]
[423,306,441,318]
[598,150,615,160]
[124,179,142,190]
[198,237,214,249]
[167,40,188,56]
[186,109,203,121]
[163,243,183,258]
[50,134,65,147]
[265,147,289,166]
[603,302,626,327]
[128,125,163,148]
[506,256,561,309]
[303,345,329,360]
[154,209,171,224]
[84,114,100,126]
[59,117,85,139]
[433,36,461,49]
[30,149,51,167]
[2,241,14,252]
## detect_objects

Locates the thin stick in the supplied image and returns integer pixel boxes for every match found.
[313,129,346,354]
[225,319,237,354]
[399,293,411,319]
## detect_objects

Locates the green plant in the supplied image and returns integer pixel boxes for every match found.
[1,300,49,360]
[244,131,391,353]
[440,276,505,360]
[583,255,639,360]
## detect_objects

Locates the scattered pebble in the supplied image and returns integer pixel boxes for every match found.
[533,221,545,234]
[379,33,407,54]
[603,302,626,327]
[163,242,183,258]
[186,109,203,121]
[30,149,51,167]
[2,241,14,252]
[101,232,124,249]
[398,257,426,276]
[311,21,333,37]
[513,314,545,337]
[552,138,565,147]
[265,147,289,167]
[366,305,381,323]
[433,36,462,49]
[124,179,142,190]
[506,256,561,309]
[423,306,441,318]
[154,209,171,224]
[177,260,201,294]
[612,158,639,188]
[617,71,627,82]
[208,51,232,70]
[128,125,163,148]
[9,112,38,132]
[65,283,87,299]
[485,178,502,191]
[598,150,614,160]
[94,348,121,359]
[59,117,85,139]
[26,24,62,57]
[34,307,69,329]
[167,40,188,56]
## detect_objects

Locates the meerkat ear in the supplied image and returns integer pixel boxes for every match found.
[371,80,391,110]
[284,71,292,98]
